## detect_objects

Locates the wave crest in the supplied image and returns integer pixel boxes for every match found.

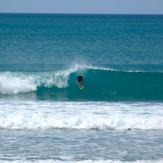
[0,102,163,130]
[0,65,163,101]
[0,65,111,95]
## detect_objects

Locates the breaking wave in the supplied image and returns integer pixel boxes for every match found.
[0,64,163,101]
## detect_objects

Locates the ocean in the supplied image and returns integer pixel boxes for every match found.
[0,13,163,163]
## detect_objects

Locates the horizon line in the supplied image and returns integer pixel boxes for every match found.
[0,12,163,16]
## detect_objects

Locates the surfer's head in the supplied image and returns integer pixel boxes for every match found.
[78,76,83,82]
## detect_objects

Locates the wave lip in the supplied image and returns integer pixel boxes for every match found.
[0,72,37,94]
[0,64,163,101]
[0,71,71,94]
[0,64,111,95]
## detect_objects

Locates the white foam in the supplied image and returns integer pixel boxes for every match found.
[0,101,163,130]
[0,64,155,95]
[0,70,71,94]
[0,72,37,94]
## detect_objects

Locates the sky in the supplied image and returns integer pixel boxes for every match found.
[0,0,163,14]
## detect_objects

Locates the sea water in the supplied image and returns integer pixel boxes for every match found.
[0,14,163,163]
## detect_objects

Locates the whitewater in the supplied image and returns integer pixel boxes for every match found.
[0,100,163,130]
[0,99,163,162]
[0,65,163,101]
[1,67,163,163]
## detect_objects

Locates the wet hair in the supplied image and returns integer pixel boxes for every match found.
[78,76,83,81]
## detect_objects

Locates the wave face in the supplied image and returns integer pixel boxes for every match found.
[0,66,163,101]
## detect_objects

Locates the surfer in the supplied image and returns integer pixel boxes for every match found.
[77,75,84,89]
[78,76,83,82]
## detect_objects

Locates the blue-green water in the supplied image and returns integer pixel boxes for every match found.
[0,14,163,163]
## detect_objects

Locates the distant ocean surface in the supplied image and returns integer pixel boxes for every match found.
[0,14,163,163]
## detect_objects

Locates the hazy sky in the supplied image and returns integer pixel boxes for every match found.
[0,0,163,14]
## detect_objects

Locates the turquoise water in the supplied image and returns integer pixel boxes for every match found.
[1,69,163,101]
[0,14,163,163]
